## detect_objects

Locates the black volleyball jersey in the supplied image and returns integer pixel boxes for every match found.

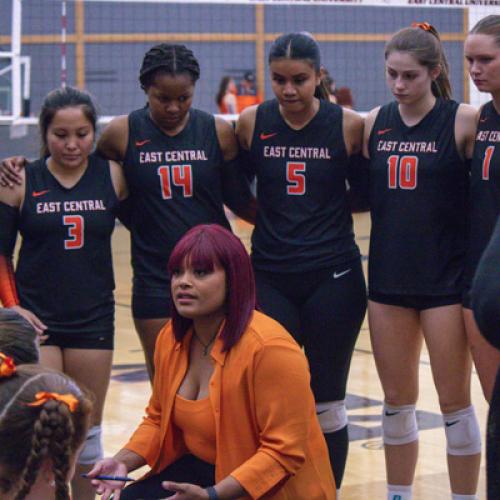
[368,99,469,295]
[465,101,500,287]
[249,99,360,272]
[123,107,231,296]
[16,154,118,333]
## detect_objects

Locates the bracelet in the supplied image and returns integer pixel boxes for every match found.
[206,486,219,500]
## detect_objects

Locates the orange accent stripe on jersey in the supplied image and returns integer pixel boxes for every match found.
[0,255,20,307]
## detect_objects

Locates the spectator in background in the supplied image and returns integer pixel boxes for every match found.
[336,86,354,109]
[236,70,262,112]
[322,68,338,104]
[215,76,238,115]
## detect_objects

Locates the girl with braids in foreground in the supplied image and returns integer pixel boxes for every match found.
[1,44,255,382]
[0,363,92,500]
[363,23,480,500]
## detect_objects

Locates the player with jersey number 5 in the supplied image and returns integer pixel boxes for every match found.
[0,86,128,500]
[363,23,480,500]
[236,32,368,495]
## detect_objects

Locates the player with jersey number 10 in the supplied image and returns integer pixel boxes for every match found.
[363,22,481,500]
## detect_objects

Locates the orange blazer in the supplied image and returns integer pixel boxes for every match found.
[124,310,336,499]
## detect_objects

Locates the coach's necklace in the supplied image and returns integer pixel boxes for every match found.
[194,330,218,356]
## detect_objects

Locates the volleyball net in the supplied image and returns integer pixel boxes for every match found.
[0,0,498,154]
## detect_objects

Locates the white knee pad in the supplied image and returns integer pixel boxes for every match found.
[443,405,481,456]
[316,400,348,433]
[78,425,103,465]
[382,404,418,445]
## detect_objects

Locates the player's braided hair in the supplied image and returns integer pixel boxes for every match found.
[0,365,92,500]
[385,24,452,100]
[139,43,201,90]
[14,399,74,500]
[268,32,330,101]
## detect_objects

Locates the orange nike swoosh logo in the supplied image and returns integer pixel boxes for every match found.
[135,139,151,147]
[377,128,392,135]
[260,132,277,140]
[32,190,50,197]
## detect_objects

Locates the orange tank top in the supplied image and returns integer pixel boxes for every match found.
[173,394,216,464]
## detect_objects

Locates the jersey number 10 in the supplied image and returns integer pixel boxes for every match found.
[387,155,418,190]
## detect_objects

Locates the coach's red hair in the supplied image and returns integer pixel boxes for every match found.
[167,224,256,352]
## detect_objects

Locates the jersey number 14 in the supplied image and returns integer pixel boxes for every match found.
[158,165,193,199]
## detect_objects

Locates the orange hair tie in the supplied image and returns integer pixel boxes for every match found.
[0,352,16,378]
[27,392,79,413]
[411,22,432,32]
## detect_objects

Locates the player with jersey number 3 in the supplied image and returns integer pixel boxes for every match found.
[363,23,481,500]
[0,86,128,500]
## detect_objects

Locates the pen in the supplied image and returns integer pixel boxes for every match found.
[81,473,135,482]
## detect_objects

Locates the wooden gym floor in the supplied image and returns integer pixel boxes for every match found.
[104,212,488,499]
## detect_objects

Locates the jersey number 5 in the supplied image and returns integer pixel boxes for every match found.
[482,146,495,181]
[63,215,84,250]
[286,162,306,195]
[387,155,418,190]
[158,165,193,199]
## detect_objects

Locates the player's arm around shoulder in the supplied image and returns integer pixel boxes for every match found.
[0,167,25,208]
[215,115,238,161]
[109,160,128,201]
[455,103,479,161]
[235,104,258,151]
[342,107,364,157]
[362,106,382,159]
[97,115,128,162]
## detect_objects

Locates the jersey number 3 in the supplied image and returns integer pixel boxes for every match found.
[286,162,306,195]
[158,165,193,199]
[63,215,84,250]
[387,155,418,190]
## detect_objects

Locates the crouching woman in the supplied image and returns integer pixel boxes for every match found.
[89,224,335,499]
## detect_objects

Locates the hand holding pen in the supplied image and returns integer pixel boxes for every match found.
[85,458,130,500]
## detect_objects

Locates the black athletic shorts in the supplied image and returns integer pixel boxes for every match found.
[369,291,462,311]
[132,293,171,319]
[43,328,114,350]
